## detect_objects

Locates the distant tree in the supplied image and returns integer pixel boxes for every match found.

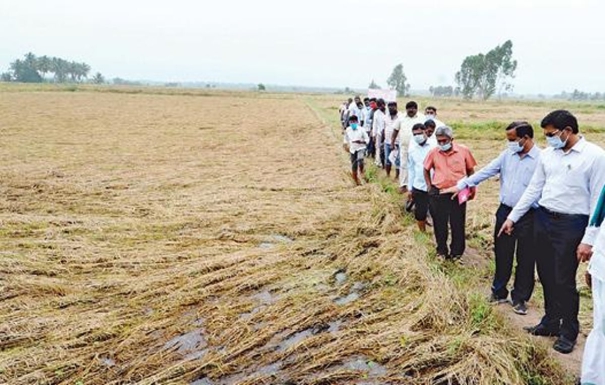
[455,40,517,100]
[257,83,266,91]
[386,64,410,96]
[10,59,42,83]
[368,79,380,89]
[344,86,352,93]
[1,72,12,82]
[429,85,454,97]
[92,72,105,84]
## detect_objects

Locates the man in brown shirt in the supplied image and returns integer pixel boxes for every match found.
[423,126,477,260]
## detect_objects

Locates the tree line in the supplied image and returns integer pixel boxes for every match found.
[367,40,517,101]
[1,52,105,84]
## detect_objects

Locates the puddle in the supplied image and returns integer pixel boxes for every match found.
[100,357,115,367]
[163,328,208,360]
[310,320,342,334]
[343,357,387,376]
[278,329,313,351]
[351,282,366,292]
[271,234,293,243]
[257,361,282,376]
[334,292,360,305]
[334,271,347,285]
[253,290,275,304]
[190,379,214,385]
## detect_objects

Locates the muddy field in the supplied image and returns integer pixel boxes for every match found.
[2,87,604,384]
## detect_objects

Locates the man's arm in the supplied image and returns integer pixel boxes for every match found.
[579,152,605,251]
[408,151,416,192]
[390,128,399,148]
[505,156,546,225]
[423,168,432,192]
[458,152,503,190]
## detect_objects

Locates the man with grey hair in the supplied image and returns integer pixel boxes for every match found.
[423,126,477,259]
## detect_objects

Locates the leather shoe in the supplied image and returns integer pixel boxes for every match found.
[553,336,576,354]
[523,324,559,337]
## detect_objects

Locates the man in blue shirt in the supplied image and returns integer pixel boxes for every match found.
[500,110,605,354]
[442,122,540,315]
[408,123,436,232]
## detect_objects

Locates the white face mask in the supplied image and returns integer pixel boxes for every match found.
[414,134,426,145]
[426,113,435,120]
[508,139,524,153]
[439,142,452,152]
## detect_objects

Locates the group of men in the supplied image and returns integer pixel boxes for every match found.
[341,98,605,384]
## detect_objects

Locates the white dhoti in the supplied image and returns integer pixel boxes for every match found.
[581,275,605,385]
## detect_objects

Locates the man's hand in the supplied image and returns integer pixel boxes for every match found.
[468,186,477,201]
[399,185,408,194]
[406,191,413,201]
[440,186,460,200]
[498,219,514,237]
[577,243,593,263]
[585,271,592,289]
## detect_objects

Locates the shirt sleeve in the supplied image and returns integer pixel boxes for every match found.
[343,131,349,145]
[362,130,370,143]
[458,152,503,190]
[423,149,435,171]
[408,151,416,189]
[465,148,478,172]
[508,155,546,223]
[581,152,605,245]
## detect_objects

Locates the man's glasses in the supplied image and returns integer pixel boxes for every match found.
[544,130,561,138]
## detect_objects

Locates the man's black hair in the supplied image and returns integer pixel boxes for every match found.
[405,101,418,109]
[363,97,370,102]
[506,121,534,139]
[369,97,377,102]
[387,101,398,107]
[412,123,426,131]
[376,98,385,107]
[349,115,359,122]
[540,110,579,134]
[425,106,437,113]
[424,119,436,128]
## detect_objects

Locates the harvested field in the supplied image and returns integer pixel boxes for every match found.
[2,87,602,384]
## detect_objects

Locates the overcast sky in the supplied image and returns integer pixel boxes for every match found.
[2,0,603,94]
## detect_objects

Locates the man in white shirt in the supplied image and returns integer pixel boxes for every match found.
[425,105,446,130]
[391,101,425,193]
[372,99,387,168]
[347,96,363,126]
[407,123,436,232]
[581,186,605,384]
[384,102,403,178]
[343,115,369,186]
[500,110,605,354]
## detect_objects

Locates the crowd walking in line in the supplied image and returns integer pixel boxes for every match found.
[340,98,605,384]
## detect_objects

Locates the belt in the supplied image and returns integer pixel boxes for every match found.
[539,206,587,220]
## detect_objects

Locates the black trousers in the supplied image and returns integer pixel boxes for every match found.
[429,188,466,256]
[412,188,429,221]
[492,204,536,303]
[534,206,588,341]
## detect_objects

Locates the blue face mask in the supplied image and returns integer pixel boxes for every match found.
[508,139,524,153]
[439,142,452,152]
[351,123,359,130]
[414,134,426,145]
[546,131,567,149]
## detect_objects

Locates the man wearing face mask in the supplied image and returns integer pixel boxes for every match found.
[343,115,369,186]
[441,122,541,315]
[499,110,605,354]
[407,123,436,232]
[423,126,477,260]
[424,106,445,129]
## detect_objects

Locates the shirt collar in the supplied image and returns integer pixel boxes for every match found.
[522,144,540,159]
[569,136,587,153]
